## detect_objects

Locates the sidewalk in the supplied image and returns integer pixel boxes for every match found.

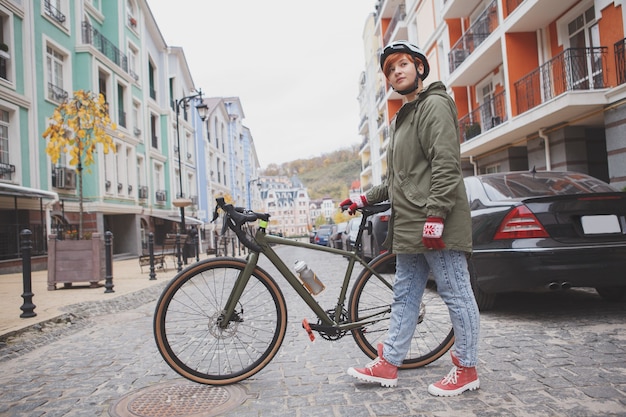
[0,254,202,337]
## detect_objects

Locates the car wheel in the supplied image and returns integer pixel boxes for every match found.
[468,259,496,311]
[595,286,626,302]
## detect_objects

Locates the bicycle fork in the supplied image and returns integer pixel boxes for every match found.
[217,253,259,329]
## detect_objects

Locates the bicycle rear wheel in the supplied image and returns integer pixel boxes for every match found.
[349,252,454,369]
[153,257,287,385]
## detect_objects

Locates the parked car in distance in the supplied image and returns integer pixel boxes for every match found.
[343,217,362,253]
[464,170,626,310]
[313,225,333,246]
[361,208,391,261]
[328,222,348,249]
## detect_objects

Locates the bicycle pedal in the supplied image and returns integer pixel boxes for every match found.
[301,319,315,342]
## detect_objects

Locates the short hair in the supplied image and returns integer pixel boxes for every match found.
[383,52,422,78]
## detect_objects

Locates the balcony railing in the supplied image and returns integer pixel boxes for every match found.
[514,47,607,114]
[382,4,406,46]
[615,38,626,85]
[48,83,69,102]
[449,0,498,73]
[82,21,129,72]
[459,90,507,142]
[44,0,66,24]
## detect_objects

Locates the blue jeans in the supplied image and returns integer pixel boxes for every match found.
[383,251,480,368]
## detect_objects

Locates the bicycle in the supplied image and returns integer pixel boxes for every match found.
[153,197,454,385]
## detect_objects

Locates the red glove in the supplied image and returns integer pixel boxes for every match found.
[340,195,368,215]
[422,217,445,250]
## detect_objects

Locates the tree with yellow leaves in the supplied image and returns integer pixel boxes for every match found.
[42,90,117,239]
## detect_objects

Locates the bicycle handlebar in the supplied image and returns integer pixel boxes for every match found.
[213,197,269,253]
[213,197,390,254]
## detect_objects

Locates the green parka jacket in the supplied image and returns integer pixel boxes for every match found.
[364,81,472,254]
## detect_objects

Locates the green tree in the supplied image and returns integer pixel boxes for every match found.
[43,90,117,238]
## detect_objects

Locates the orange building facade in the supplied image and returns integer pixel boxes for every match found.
[360,0,626,190]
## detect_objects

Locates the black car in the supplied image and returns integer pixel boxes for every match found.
[465,170,626,310]
[357,171,626,310]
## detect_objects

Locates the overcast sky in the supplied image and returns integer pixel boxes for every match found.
[146,1,376,168]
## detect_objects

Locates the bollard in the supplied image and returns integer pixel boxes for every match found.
[20,229,36,318]
[148,232,157,280]
[194,230,200,262]
[176,233,182,272]
[231,238,235,257]
[104,231,114,293]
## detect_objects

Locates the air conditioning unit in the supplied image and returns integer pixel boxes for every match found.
[138,186,148,199]
[156,190,167,202]
[53,167,77,190]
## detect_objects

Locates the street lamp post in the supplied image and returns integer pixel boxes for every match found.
[174,90,208,234]
[246,178,261,210]
[174,90,208,271]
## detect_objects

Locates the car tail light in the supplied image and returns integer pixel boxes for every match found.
[493,205,549,240]
[379,214,390,222]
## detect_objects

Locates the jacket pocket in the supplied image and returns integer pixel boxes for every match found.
[398,171,429,208]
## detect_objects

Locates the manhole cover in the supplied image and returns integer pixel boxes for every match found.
[109,380,254,417]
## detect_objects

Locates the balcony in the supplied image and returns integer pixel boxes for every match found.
[382,4,406,46]
[514,47,607,115]
[44,0,66,25]
[459,90,507,143]
[448,0,498,73]
[81,21,129,73]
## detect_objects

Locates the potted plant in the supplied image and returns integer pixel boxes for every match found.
[43,90,117,289]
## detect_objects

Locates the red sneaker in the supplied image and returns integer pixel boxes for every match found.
[428,351,480,396]
[347,343,398,387]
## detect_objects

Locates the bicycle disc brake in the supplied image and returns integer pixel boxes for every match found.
[211,308,244,339]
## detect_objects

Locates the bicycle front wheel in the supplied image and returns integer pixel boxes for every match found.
[154,257,287,385]
[349,252,454,369]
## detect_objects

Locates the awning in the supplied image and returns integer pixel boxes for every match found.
[0,183,59,200]
[150,213,204,225]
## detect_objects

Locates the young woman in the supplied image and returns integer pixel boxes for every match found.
[341,41,480,397]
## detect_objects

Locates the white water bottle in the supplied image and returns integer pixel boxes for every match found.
[294,260,326,295]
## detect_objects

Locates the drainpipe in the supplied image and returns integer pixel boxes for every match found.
[469,155,478,176]
[538,129,551,171]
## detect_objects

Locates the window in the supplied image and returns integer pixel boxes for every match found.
[0,12,8,81]
[128,44,139,81]
[117,84,126,128]
[46,44,67,102]
[148,60,156,100]
[566,5,602,89]
[127,0,137,28]
[0,109,11,180]
[150,113,158,148]
[132,100,141,136]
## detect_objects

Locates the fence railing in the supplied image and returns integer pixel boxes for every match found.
[458,90,507,142]
[615,38,626,85]
[514,47,607,114]
[81,21,129,72]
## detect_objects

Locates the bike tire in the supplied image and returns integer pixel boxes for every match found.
[349,252,455,369]
[153,257,287,385]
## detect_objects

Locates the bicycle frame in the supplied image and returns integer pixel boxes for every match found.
[219,215,393,334]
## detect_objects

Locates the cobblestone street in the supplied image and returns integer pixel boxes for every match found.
[0,246,625,416]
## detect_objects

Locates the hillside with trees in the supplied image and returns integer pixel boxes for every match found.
[261,144,362,202]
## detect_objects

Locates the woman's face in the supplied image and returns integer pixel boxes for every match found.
[386,56,422,92]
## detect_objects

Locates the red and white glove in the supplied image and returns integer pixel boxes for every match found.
[340,195,368,215]
[422,217,445,250]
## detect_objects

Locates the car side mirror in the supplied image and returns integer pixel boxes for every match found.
[366,220,373,235]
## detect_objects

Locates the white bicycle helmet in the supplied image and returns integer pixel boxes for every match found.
[380,41,430,95]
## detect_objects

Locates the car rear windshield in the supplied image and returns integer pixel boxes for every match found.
[481,172,617,200]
